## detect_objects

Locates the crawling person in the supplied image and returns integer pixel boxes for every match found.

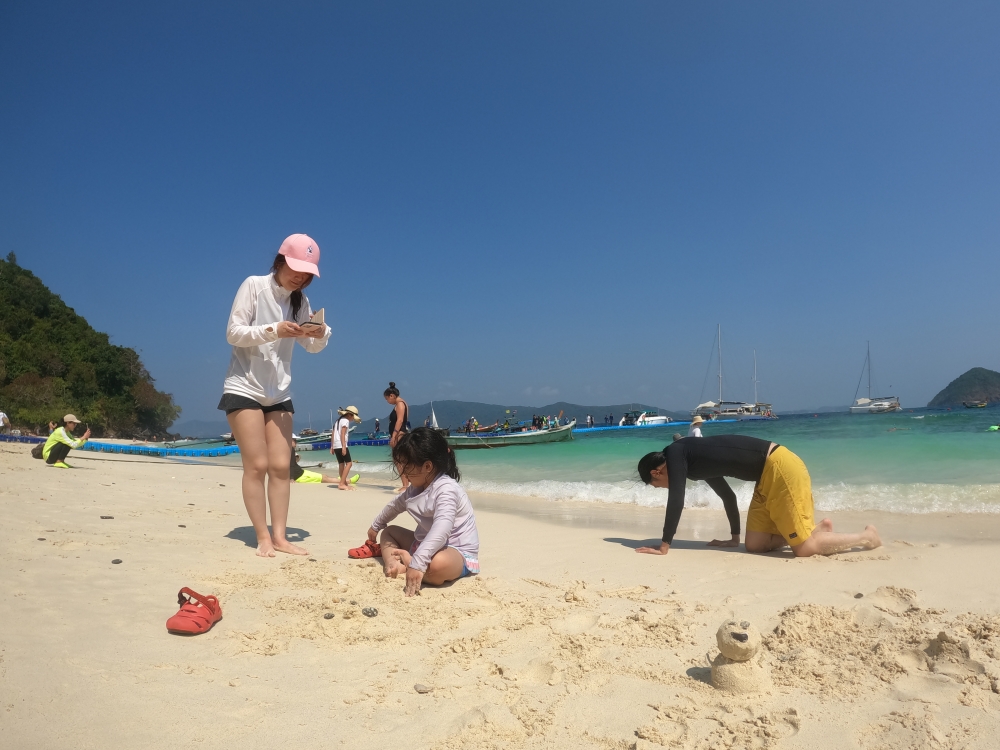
[350,427,479,596]
[636,434,881,558]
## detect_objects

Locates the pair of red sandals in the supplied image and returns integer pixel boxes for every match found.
[166,588,223,635]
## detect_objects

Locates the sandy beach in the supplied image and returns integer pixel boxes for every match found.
[4,444,1000,749]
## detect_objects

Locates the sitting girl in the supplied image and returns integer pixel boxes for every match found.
[353,427,480,597]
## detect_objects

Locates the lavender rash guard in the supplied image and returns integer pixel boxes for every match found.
[371,474,480,572]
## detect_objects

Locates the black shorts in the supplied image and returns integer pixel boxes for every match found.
[334,447,352,464]
[217,394,295,415]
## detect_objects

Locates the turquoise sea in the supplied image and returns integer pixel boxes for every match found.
[346,408,1000,514]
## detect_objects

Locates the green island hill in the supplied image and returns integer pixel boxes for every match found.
[0,253,179,437]
[927,367,1000,407]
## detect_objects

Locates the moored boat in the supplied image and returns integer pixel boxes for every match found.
[850,342,902,414]
[964,401,988,409]
[446,420,576,449]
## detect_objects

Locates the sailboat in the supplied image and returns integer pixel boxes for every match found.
[691,326,777,420]
[850,342,902,414]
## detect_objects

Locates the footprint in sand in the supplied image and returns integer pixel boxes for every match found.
[550,612,600,635]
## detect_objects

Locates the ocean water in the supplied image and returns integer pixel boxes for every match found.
[347,408,1000,515]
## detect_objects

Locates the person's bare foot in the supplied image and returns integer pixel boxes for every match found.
[256,541,277,557]
[272,538,309,556]
[338,484,356,491]
[383,549,407,578]
[864,525,882,550]
[817,518,835,532]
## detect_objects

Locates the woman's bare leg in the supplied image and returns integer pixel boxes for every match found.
[338,459,355,490]
[793,520,881,557]
[744,531,787,554]
[378,525,414,577]
[263,411,308,555]
[228,409,274,557]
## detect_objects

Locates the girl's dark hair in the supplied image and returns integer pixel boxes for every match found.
[384,381,400,398]
[392,427,460,481]
[637,451,666,485]
[270,254,313,322]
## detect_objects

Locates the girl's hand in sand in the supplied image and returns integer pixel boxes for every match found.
[276,321,305,338]
[707,535,740,548]
[367,526,378,544]
[636,542,670,555]
[404,567,423,596]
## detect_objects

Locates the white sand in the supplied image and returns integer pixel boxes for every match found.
[4,444,1000,749]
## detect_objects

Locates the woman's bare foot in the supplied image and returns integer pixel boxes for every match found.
[338,484,356,491]
[256,541,277,558]
[272,538,309,556]
[864,525,882,550]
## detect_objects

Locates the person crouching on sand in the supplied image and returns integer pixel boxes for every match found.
[218,234,330,558]
[290,441,344,485]
[355,427,480,597]
[636,434,881,557]
[331,406,361,490]
[42,414,90,468]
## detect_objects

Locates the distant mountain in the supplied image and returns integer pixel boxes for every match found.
[928,368,1000,407]
[355,400,687,433]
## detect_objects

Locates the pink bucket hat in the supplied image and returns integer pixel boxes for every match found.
[278,234,321,277]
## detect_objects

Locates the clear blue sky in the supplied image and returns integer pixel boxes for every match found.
[2,2,998,425]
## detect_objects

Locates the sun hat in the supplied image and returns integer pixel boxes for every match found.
[278,234,321,277]
[338,406,362,423]
[691,415,705,425]
[63,414,80,424]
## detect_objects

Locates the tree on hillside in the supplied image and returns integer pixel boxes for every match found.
[0,253,180,436]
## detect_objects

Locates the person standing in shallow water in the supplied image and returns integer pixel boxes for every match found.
[384,382,410,492]
[219,234,330,558]
[636,434,882,558]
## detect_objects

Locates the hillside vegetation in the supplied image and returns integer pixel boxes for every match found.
[927,367,1000,407]
[0,254,179,436]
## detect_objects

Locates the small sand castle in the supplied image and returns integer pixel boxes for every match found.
[711,618,772,694]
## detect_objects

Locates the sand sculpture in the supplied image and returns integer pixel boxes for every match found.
[711,618,772,693]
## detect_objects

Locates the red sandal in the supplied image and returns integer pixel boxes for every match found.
[166,588,223,635]
[348,540,381,559]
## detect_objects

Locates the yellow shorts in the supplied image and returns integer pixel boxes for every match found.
[746,446,816,546]
[294,469,323,484]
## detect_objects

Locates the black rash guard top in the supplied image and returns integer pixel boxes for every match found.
[660,434,774,544]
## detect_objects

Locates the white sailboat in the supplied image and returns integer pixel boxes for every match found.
[850,342,901,414]
[691,326,776,420]
[430,403,439,429]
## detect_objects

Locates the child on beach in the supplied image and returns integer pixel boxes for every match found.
[353,427,480,597]
[331,406,361,490]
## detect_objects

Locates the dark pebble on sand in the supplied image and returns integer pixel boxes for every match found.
[323,613,335,620]
[854,593,864,599]
[362,607,378,617]
[178,524,186,528]
[219,484,225,487]
[309,558,316,562]
[413,683,432,694]
[187,503,194,506]
[37,537,45,541]
[112,559,122,564]
[350,600,357,605]
[101,516,113,519]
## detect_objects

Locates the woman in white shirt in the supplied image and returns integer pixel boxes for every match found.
[219,234,331,557]
[688,415,705,438]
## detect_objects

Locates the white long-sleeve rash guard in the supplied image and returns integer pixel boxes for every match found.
[222,274,331,405]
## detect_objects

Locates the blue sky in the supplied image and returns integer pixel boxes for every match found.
[2,2,999,425]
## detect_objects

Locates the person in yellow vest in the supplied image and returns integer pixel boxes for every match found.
[43,414,90,468]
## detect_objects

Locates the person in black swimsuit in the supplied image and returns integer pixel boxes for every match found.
[384,381,410,491]
[636,435,882,558]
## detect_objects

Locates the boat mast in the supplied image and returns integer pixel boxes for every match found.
[753,349,758,404]
[718,324,723,403]
[867,341,871,399]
